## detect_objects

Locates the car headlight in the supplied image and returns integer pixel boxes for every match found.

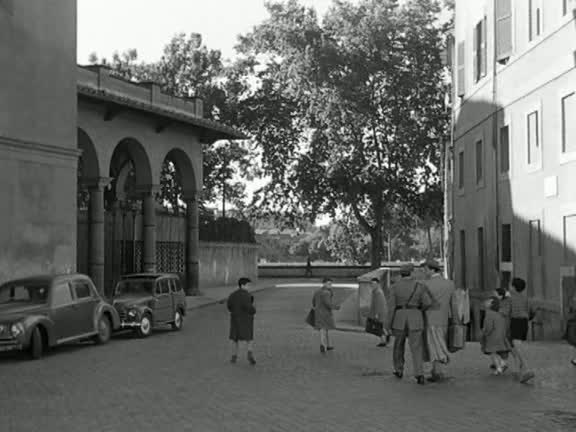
[127,309,138,318]
[10,322,25,338]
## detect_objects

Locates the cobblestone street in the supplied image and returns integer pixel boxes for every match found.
[1,285,575,432]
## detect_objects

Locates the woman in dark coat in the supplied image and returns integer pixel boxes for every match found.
[312,277,340,353]
[227,277,256,365]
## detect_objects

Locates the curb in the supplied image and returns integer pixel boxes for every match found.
[185,284,276,312]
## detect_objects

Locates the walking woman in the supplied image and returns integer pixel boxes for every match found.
[369,277,389,347]
[312,277,340,353]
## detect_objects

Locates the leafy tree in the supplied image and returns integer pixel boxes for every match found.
[237,0,450,267]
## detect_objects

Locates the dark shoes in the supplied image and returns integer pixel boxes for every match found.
[320,345,326,354]
[377,342,387,347]
[426,373,445,383]
[416,376,426,385]
[519,371,535,384]
[393,370,403,379]
[571,359,576,366]
[230,355,237,364]
[327,346,334,351]
[247,352,256,366]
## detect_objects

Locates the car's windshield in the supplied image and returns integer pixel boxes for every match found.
[0,282,49,304]
[115,280,154,295]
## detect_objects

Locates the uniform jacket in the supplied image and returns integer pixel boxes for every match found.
[387,277,433,331]
[424,275,457,328]
[227,288,256,341]
[312,287,336,330]
[369,287,388,322]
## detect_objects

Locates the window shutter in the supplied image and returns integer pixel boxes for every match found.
[472,27,478,82]
[496,0,513,62]
[481,16,488,77]
[457,41,465,97]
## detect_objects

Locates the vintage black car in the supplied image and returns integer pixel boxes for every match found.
[0,274,120,359]
[112,273,187,337]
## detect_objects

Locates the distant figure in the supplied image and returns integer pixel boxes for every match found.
[421,259,458,383]
[368,277,389,347]
[386,264,433,385]
[312,277,340,353]
[481,296,511,375]
[507,278,535,383]
[305,256,312,278]
[227,277,256,365]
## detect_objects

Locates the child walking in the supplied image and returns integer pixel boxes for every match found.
[481,296,512,375]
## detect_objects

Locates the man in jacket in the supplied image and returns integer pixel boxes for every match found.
[422,259,458,382]
[387,263,433,385]
[227,277,256,365]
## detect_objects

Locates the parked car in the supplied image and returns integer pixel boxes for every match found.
[111,273,187,338]
[0,274,120,360]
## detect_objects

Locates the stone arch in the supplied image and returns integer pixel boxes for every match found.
[161,147,198,207]
[108,137,153,204]
[77,128,100,179]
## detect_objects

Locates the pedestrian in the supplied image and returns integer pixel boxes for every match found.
[507,278,535,383]
[312,277,340,353]
[481,296,511,375]
[421,259,458,383]
[368,277,389,347]
[227,277,256,365]
[305,255,312,278]
[386,263,434,385]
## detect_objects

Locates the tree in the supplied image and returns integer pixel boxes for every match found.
[237,0,450,267]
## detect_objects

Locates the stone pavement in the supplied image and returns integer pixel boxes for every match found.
[1,284,575,432]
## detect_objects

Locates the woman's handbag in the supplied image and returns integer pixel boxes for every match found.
[563,317,576,347]
[447,323,466,353]
[305,309,315,328]
[365,317,384,337]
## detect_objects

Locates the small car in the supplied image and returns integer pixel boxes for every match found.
[0,274,120,360]
[111,273,187,337]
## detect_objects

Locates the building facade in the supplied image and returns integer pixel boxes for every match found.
[450,0,576,338]
[0,1,247,293]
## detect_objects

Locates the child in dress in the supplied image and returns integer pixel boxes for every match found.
[481,296,512,375]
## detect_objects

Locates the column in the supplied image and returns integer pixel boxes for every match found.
[139,185,159,273]
[85,177,110,295]
[185,192,200,295]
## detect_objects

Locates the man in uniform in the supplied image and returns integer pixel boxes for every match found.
[422,259,458,382]
[386,263,433,385]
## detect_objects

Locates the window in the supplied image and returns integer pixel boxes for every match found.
[460,230,467,288]
[562,92,576,153]
[52,283,73,307]
[171,278,182,293]
[527,110,540,166]
[502,223,512,262]
[529,0,542,42]
[456,41,465,97]
[500,125,510,174]
[157,280,170,294]
[458,150,465,189]
[475,140,483,184]
[72,281,93,299]
[477,227,485,291]
[496,0,513,62]
[473,17,488,82]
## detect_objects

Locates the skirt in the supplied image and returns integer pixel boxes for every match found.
[424,326,450,364]
[510,318,529,341]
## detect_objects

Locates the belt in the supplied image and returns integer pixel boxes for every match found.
[395,306,420,311]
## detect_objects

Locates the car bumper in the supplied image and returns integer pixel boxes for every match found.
[120,321,141,328]
[0,339,23,353]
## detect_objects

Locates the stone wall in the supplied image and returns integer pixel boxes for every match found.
[199,242,258,288]
[258,264,371,279]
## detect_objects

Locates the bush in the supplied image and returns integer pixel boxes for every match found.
[199,216,256,243]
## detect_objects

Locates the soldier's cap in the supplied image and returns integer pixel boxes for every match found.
[423,259,441,270]
[399,263,414,274]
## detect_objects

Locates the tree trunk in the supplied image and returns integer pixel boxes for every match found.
[426,223,434,257]
[370,228,382,269]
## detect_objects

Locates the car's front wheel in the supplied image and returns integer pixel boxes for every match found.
[29,327,44,360]
[171,309,184,331]
[136,314,153,338]
[93,315,111,345]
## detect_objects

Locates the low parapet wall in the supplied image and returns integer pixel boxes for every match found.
[258,264,371,279]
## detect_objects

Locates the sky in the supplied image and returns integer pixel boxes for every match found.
[77,0,337,64]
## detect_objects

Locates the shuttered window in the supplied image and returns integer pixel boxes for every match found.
[457,41,465,97]
[527,110,540,165]
[496,0,513,62]
[529,0,543,42]
[473,17,487,83]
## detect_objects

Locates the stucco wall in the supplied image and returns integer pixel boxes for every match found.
[199,242,258,288]
[0,1,78,283]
